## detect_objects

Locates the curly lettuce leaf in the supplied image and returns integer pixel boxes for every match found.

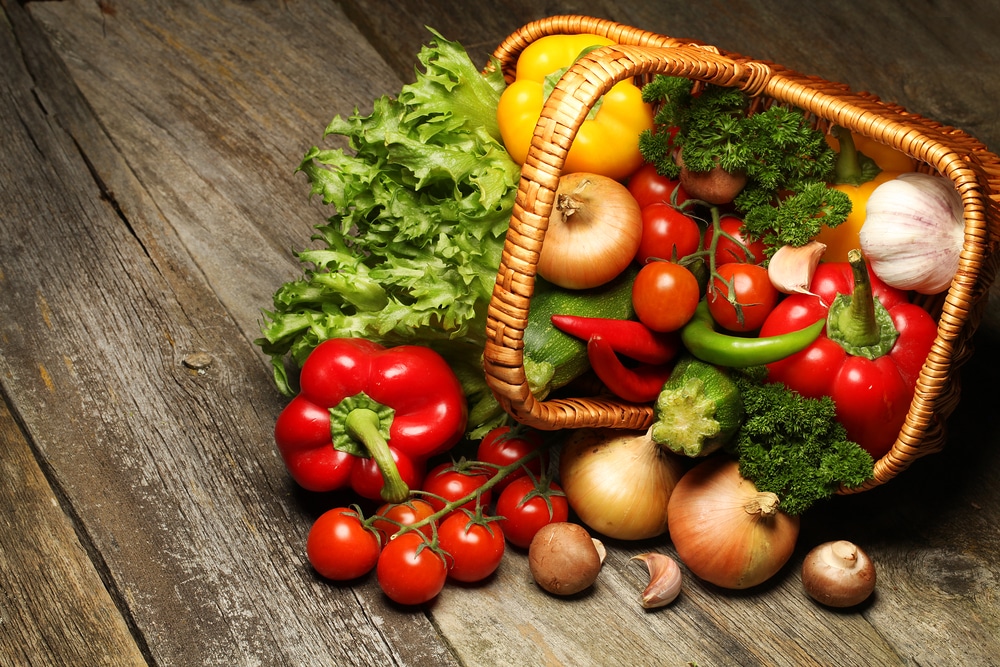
[256,30,519,434]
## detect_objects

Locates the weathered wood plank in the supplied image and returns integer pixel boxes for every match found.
[0,396,148,667]
[2,1,459,665]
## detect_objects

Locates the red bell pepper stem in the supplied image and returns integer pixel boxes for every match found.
[344,408,410,503]
[551,314,679,365]
[826,249,898,358]
[586,335,674,403]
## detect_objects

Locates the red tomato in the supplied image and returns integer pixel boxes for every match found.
[421,463,492,516]
[476,426,546,493]
[437,514,506,583]
[704,215,767,265]
[494,476,569,549]
[707,263,780,332]
[306,507,381,581]
[376,531,447,605]
[628,162,690,209]
[372,499,437,547]
[631,261,701,332]
[635,203,702,265]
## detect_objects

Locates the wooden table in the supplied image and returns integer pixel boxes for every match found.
[3,1,999,665]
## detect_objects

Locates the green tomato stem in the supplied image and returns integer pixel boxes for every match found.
[384,447,555,538]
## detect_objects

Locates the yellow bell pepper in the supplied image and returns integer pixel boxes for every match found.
[825,130,917,174]
[814,128,915,262]
[496,34,654,182]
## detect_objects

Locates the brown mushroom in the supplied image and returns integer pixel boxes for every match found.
[528,522,603,595]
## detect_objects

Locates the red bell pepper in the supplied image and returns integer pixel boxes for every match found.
[759,250,937,459]
[274,338,467,502]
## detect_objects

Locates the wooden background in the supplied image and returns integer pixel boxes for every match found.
[2,1,998,665]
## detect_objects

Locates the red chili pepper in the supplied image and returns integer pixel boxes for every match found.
[586,335,675,403]
[274,338,467,502]
[759,250,937,459]
[551,314,680,364]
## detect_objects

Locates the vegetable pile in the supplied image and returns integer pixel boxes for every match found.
[257,29,964,608]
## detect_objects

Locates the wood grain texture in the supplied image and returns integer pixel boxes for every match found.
[0,398,148,667]
[2,0,999,665]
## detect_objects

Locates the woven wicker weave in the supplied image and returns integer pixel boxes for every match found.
[481,16,1000,491]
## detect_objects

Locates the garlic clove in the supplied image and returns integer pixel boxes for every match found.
[768,241,827,296]
[631,552,682,608]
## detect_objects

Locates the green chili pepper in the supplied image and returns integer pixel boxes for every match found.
[681,301,825,367]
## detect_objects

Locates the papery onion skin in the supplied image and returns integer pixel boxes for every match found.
[537,173,643,290]
[560,427,686,540]
[667,457,799,589]
[859,172,964,295]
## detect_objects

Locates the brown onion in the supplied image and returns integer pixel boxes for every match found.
[537,172,642,290]
[560,427,687,540]
[667,457,799,589]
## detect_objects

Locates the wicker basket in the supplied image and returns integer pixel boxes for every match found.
[481,15,1000,491]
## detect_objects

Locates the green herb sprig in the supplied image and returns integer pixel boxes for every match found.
[639,75,851,255]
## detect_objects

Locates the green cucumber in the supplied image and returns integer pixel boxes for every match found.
[523,264,638,399]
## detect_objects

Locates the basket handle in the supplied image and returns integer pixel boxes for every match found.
[483,43,773,428]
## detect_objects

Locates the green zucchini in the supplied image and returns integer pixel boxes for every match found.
[650,355,744,457]
[523,264,638,399]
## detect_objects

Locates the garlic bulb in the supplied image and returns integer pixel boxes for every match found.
[859,172,964,294]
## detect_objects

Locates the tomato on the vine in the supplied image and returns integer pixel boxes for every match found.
[306,507,381,581]
[476,426,546,494]
[628,162,689,209]
[437,513,506,583]
[707,262,780,333]
[372,499,437,547]
[631,261,701,332]
[421,462,492,516]
[494,476,569,549]
[635,203,702,265]
[704,214,767,265]
[376,531,448,605]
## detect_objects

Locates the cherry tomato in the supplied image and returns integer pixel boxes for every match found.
[376,531,447,605]
[494,476,569,549]
[306,507,381,581]
[704,214,767,265]
[631,261,701,332]
[372,499,437,547]
[437,514,506,583]
[421,462,492,516]
[627,162,690,209]
[707,263,780,332]
[635,203,702,265]
[476,426,546,494]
